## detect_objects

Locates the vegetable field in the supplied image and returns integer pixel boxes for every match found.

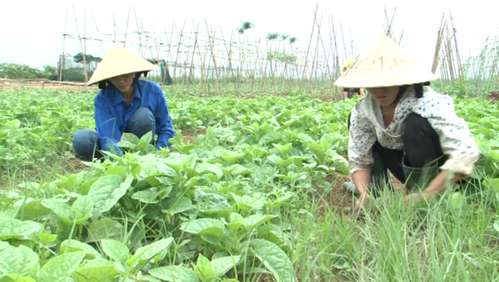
[0,84,498,282]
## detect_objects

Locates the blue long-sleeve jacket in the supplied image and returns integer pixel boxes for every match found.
[94,80,175,154]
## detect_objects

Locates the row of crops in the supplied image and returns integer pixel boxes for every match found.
[0,88,498,281]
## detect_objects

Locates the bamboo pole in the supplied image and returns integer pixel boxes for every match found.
[219,28,234,80]
[431,13,446,73]
[82,12,89,82]
[310,16,321,81]
[188,25,199,82]
[133,8,143,55]
[92,13,104,52]
[123,8,131,47]
[444,24,455,80]
[330,15,340,79]
[73,6,88,82]
[59,10,68,81]
[204,20,221,93]
[449,12,463,79]
[339,24,348,64]
[173,20,187,80]
[302,3,319,80]
[316,15,332,80]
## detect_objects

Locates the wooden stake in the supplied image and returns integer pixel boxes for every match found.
[302,3,319,80]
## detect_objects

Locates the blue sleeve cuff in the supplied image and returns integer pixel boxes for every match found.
[99,137,123,156]
[156,134,170,149]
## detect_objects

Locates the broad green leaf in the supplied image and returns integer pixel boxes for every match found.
[196,163,224,180]
[195,191,232,217]
[56,172,90,194]
[60,239,100,259]
[119,132,140,149]
[265,191,294,209]
[231,194,265,212]
[164,154,197,175]
[0,218,42,240]
[88,175,133,215]
[242,214,275,230]
[329,151,350,175]
[488,150,499,161]
[132,188,159,204]
[70,196,93,224]
[0,241,39,277]
[38,252,86,282]
[137,155,177,179]
[37,231,58,246]
[100,239,129,263]
[127,238,174,269]
[40,199,72,224]
[41,196,92,225]
[72,258,119,282]
[180,218,225,238]
[0,206,19,220]
[250,239,295,282]
[87,217,124,242]
[306,140,327,164]
[164,197,193,215]
[225,164,250,176]
[257,224,291,250]
[137,131,155,153]
[211,256,241,277]
[15,199,51,220]
[194,255,217,282]
[149,265,198,282]
[228,213,244,231]
[0,274,37,281]
[221,150,245,164]
[273,143,293,155]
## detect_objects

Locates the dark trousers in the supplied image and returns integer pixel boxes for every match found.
[72,107,155,161]
[349,113,445,195]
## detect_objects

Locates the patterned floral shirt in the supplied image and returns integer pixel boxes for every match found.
[348,86,480,175]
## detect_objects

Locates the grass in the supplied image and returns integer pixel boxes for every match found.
[290,186,498,281]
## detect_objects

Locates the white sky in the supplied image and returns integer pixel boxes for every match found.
[1,0,498,69]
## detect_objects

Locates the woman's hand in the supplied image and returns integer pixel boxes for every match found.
[351,169,371,213]
[403,192,425,206]
[355,192,370,210]
[404,170,464,206]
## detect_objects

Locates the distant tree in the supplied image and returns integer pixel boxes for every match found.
[0,63,45,79]
[73,53,102,72]
[62,67,88,82]
[42,65,58,80]
[266,33,297,43]
[238,21,254,34]
[73,53,102,64]
[266,33,280,41]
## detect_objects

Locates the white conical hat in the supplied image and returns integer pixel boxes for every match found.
[335,34,438,88]
[87,47,155,85]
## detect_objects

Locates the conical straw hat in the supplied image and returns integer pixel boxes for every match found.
[335,34,438,88]
[87,47,155,85]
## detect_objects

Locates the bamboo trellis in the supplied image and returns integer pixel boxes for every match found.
[59,6,354,84]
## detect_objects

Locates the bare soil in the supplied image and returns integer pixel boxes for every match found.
[0,78,94,91]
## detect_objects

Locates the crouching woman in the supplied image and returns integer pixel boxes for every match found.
[336,35,480,208]
[72,48,175,161]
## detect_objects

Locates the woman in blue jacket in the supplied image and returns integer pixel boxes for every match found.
[72,48,175,161]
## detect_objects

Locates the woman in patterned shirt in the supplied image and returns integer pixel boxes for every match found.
[335,35,480,209]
